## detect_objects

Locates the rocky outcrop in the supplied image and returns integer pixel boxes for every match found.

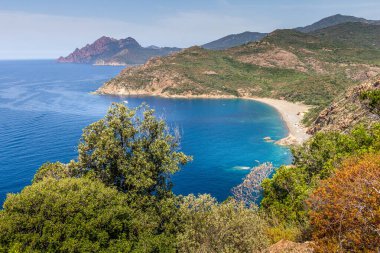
[58,36,181,65]
[308,79,380,134]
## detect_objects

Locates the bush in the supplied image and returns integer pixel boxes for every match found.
[0,178,136,252]
[360,89,380,112]
[308,153,380,252]
[177,194,270,253]
[292,123,380,179]
[261,166,311,224]
[261,123,380,225]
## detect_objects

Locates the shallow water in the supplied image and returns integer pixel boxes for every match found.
[0,60,291,204]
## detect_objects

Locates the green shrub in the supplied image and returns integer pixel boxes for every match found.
[360,89,380,112]
[177,194,270,253]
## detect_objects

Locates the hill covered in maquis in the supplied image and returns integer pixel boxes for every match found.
[97,22,380,124]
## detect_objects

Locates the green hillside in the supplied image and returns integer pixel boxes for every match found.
[98,23,380,124]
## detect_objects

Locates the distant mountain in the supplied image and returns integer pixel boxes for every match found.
[296,14,380,33]
[57,36,181,65]
[311,22,380,49]
[202,31,267,50]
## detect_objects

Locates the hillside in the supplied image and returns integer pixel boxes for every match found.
[202,31,267,50]
[57,36,181,65]
[295,14,380,33]
[308,78,380,134]
[97,24,380,123]
[311,22,380,49]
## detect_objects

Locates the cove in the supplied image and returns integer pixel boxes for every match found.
[0,60,291,204]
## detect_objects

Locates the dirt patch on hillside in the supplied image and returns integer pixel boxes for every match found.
[237,47,307,72]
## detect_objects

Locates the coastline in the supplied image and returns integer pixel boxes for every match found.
[96,89,311,146]
[245,97,311,146]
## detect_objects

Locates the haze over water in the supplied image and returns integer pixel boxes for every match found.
[0,60,291,204]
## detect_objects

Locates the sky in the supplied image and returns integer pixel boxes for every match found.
[0,0,379,59]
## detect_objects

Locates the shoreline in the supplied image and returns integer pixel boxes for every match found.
[96,90,311,145]
[245,97,311,146]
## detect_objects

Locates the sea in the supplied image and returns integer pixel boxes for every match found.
[0,60,291,205]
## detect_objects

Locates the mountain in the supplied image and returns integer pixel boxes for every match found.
[96,23,380,122]
[296,14,380,33]
[202,31,267,50]
[311,22,380,49]
[308,78,380,134]
[57,36,181,65]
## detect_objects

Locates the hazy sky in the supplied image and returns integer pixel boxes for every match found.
[1,0,379,59]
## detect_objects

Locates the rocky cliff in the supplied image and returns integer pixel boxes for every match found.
[308,78,380,134]
[57,36,181,65]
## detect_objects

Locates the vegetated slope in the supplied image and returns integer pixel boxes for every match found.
[295,14,380,33]
[57,36,181,65]
[202,31,268,50]
[308,78,380,134]
[311,22,380,50]
[98,23,380,123]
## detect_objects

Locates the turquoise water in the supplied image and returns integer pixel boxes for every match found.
[0,60,291,204]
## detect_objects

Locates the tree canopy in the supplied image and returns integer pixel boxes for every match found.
[308,153,380,252]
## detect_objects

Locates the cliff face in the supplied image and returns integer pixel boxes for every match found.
[57,36,181,65]
[308,79,380,134]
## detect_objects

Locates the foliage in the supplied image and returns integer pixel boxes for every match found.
[0,177,155,252]
[76,103,191,201]
[33,161,78,183]
[261,166,311,224]
[232,162,274,205]
[360,89,380,113]
[177,194,270,253]
[261,123,380,225]
[292,123,380,179]
[308,153,380,252]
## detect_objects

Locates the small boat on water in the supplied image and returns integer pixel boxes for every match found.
[123,100,128,104]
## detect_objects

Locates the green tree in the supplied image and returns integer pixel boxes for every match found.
[76,103,191,201]
[33,161,78,183]
[0,178,135,252]
[261,166,311,224]
[261,123,380,226]
[292,123,380,179]
[177,194,270,253]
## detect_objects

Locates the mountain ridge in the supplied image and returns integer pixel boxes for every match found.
[201,31,268,50]
[295,14,380,33]
[57,36,181,65]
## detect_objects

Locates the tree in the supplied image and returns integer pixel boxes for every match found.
[308,153,380,252]
[33,161,78,183]
[232,162,274,205]
[260,123,380,225]
[76,103,191,200]
[177,194,270,253]
[261,166,311,224]
[292,123,380,179]
[0,178,136,252]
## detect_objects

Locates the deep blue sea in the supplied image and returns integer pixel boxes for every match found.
[0,60,291,204]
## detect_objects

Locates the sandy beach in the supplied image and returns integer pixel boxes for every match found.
[248,97,311,145]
